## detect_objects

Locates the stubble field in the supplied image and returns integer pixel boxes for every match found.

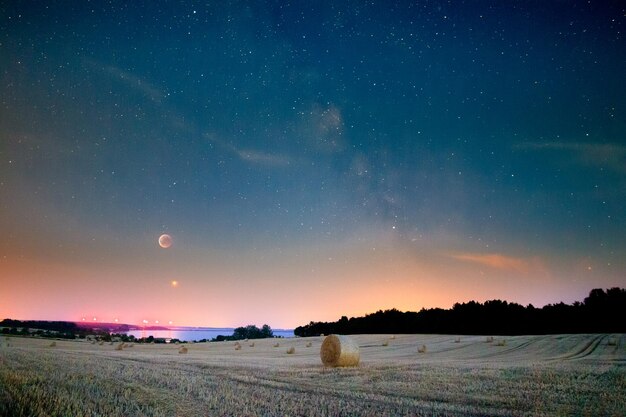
[0,333,624,416]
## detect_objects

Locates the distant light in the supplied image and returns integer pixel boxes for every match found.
[93,317,97,321]
[171,280,179,288]
[81,317,86,321]
[169,321,173,325]
[143,319,148,324]
[114,318,119,323]
[155,320,159,324]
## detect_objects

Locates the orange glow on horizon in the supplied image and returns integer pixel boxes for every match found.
[0,230,618,329]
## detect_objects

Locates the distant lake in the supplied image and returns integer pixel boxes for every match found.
[125,328,294,342]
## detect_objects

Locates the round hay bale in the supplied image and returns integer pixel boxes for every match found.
[306,342,312,347]
[418,344,427,353]
[234,344,242,350]
[286,347,295,354]
[382,340,389,347]
[115,343,124,351]
[178,346,188,354]
[49,341,57,347]
[320,335,359,367]
[249,342,255,347]
[273,342,280,348]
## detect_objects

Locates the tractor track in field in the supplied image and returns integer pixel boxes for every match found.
[551,334,606,362]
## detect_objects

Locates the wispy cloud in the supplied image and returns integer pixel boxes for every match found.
[449,252,540,274]
[236,149,294,167]
[103,65,165,103]
[85,59,165,103]
[204,133,294,168]
[517,142,626,173]
[88,60,295,168]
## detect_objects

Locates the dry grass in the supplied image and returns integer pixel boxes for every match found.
[0,334,624,417]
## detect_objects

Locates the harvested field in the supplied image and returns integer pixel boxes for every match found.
[0,334,624,416]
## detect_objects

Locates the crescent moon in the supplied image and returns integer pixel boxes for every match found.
[158,234,172,248]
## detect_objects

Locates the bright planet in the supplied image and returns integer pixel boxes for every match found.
[158,234,172,249]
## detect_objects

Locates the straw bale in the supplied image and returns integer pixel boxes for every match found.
[320,334,359,367]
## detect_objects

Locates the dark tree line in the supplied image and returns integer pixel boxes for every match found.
[294,288,626,337]
[0,319,82,339]
[0,319,79,333]
[213,324,274,341]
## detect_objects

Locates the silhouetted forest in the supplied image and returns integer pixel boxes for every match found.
[0,320,80,339]
[294,288,626,336]
[0,320,132,339]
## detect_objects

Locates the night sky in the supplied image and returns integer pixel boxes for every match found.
[1,1,625,328]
